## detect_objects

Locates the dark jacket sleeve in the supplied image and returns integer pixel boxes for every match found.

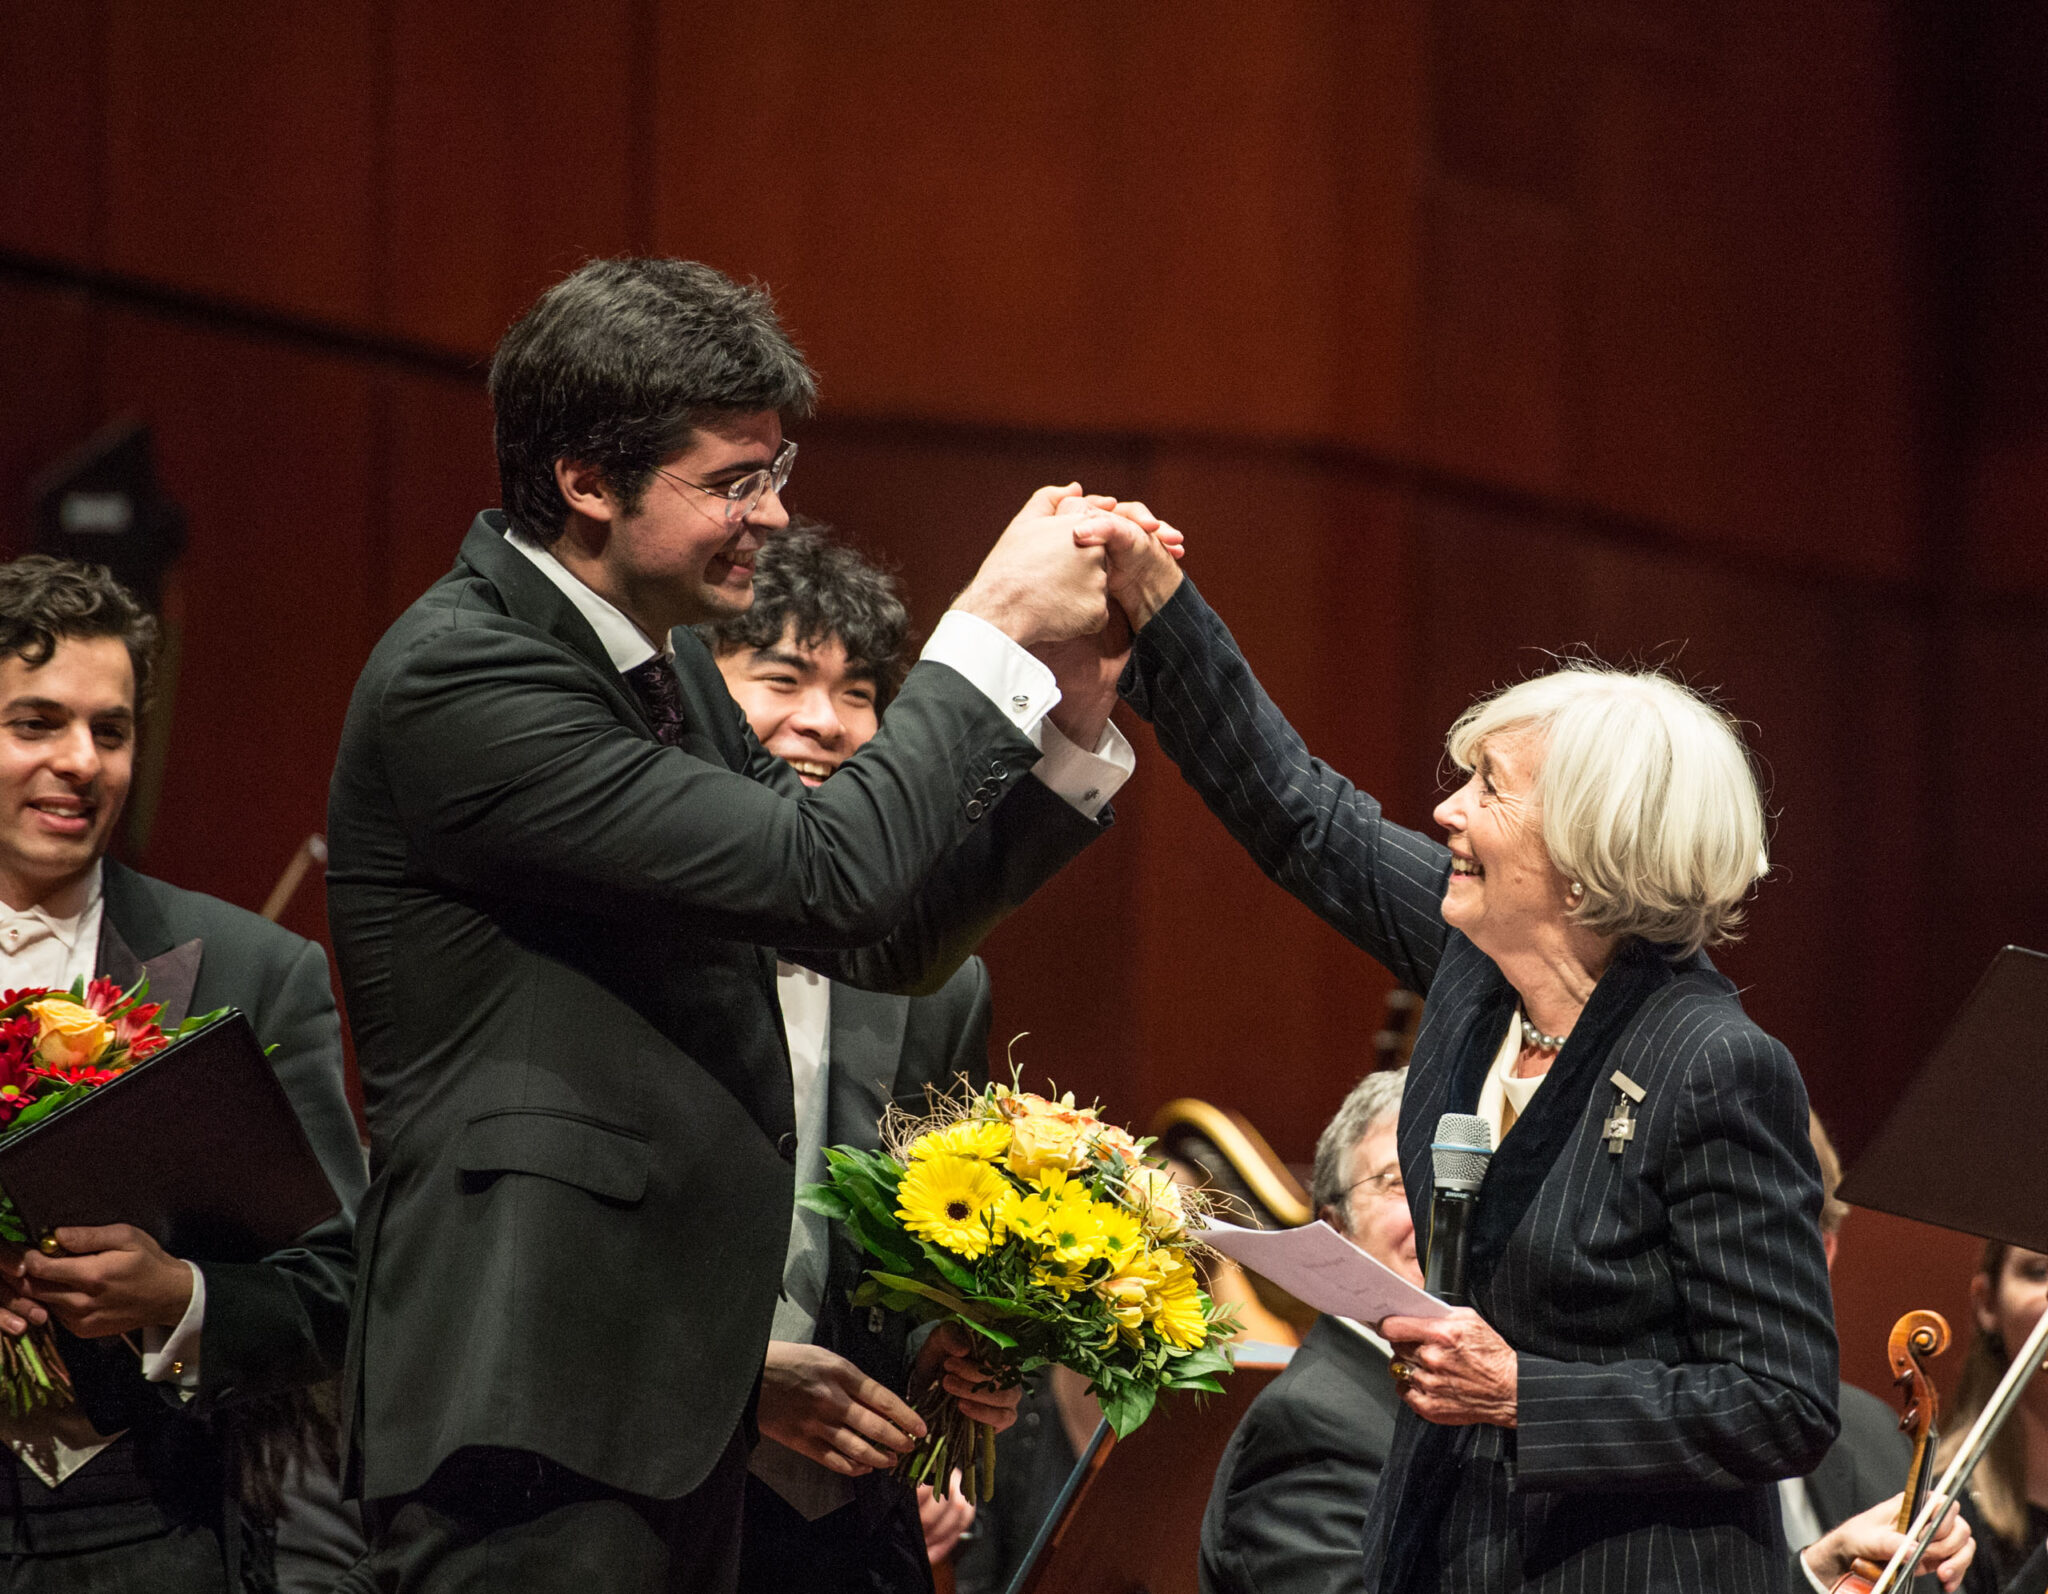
[192,938,365,1410]
[1201,1389,1380,1594]
[1512,1026,1840,1492]
[1121,578,1450,995]
[375,621,1045,951]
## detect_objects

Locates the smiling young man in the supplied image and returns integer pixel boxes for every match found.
[327,259,1153,1593]
[701,522,1012,1593]
[0,556,362,1593]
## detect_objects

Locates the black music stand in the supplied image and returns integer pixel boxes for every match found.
[1839,946,2048,1252]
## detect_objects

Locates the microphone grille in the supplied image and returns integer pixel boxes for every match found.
[1432,1112,1494,1194]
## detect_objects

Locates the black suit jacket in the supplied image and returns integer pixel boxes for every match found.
[1200,1316,1401,1594]
[327,515,1100,1503]
[1122,580,1839,1594]
[21,861,363,1558]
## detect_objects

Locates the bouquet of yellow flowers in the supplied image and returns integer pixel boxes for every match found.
[799,1081,1236,1500]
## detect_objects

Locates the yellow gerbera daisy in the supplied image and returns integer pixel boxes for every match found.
[908,1117,1012,1163]
[1097,1250,1167,1338]
[1090,1202,1146,1272]
[1008,1170,1108,1290]
[1150,1249,1209,1350]
[897,1152,1012,1259]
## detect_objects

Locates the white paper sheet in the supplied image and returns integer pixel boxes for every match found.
[1198,1218,1453,1327]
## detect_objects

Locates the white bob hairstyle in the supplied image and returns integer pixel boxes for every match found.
[1445,663,1768,958]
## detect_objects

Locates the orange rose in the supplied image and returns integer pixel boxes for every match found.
[29,997,114,1072]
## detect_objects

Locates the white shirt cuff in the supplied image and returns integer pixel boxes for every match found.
[1031,716,1134,818]
[920,610,1061,741]
[1799,1554,1834,1594]
[140,1261,203,1391]
[919,611,1135,817]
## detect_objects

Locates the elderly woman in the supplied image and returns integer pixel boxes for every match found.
[1085,521,1839,1593]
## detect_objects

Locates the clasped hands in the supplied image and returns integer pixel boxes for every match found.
[0,1224,193,1340]
[955,483,1186,747]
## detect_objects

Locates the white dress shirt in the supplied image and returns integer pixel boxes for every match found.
[0,861,203,1487]
[504,526,1137,815]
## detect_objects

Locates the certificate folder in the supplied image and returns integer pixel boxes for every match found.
[0,1010,342,1261]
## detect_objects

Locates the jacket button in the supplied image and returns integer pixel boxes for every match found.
[965,798,985,821]
[776,1133,798,1162]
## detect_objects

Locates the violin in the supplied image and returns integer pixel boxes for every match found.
[1831,1310,1952,1594]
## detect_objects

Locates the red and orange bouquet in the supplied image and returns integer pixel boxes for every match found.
[0,976,184,1416]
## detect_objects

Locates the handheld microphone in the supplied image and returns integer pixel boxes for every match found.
[1425,1112,1493,1307]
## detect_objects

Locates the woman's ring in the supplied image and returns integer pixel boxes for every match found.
[1390,1358,1412,1383]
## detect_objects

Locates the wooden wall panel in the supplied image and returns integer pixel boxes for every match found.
[1713,0,1916,579]
[656,2,1428,448]
[0,0,107,263]
[0,281,99,550]
[1415,177,1571,494]
[104,0,381,324]
[1946,617,2048,985]
[97,311,375,934]
[1577,52,1739,540]
[382,371,497,626]
[386,0,641,352]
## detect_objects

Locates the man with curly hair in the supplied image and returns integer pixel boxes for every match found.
[700,521,1017,1594]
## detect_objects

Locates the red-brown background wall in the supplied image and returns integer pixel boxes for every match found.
[3,0,2042,1404]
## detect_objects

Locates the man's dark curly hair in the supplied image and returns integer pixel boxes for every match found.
[489,258,817,545]
[696,520,911,705]
[0,556,158,711]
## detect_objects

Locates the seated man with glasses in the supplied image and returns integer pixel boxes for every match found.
[1199,1067,1413,1594]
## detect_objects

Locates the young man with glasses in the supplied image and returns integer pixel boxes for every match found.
[1199,1066,1414,1594]
[327,258,1161,1593]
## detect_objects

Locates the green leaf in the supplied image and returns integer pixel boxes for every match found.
[915,1238,977,1291]
[6,1084,88,1133]
[1098,1378,1157,1438]
[950,1315,1020,1350]
[176,1007,232,1037]
[867,1272,974,1319]
[796,1182,853,1221]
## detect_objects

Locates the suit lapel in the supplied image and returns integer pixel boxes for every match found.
[96,861,203,1027]
[456,514,661,742]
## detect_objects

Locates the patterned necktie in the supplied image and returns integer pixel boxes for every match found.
[622,655,686,747]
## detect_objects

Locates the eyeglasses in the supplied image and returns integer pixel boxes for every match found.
[1346,1166,1406,1202]
[655,439,798,526]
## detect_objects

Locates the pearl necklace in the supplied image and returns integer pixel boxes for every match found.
[1519,1012,1570,1052]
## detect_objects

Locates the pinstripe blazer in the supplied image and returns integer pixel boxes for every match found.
[1122,580,1839,1593]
